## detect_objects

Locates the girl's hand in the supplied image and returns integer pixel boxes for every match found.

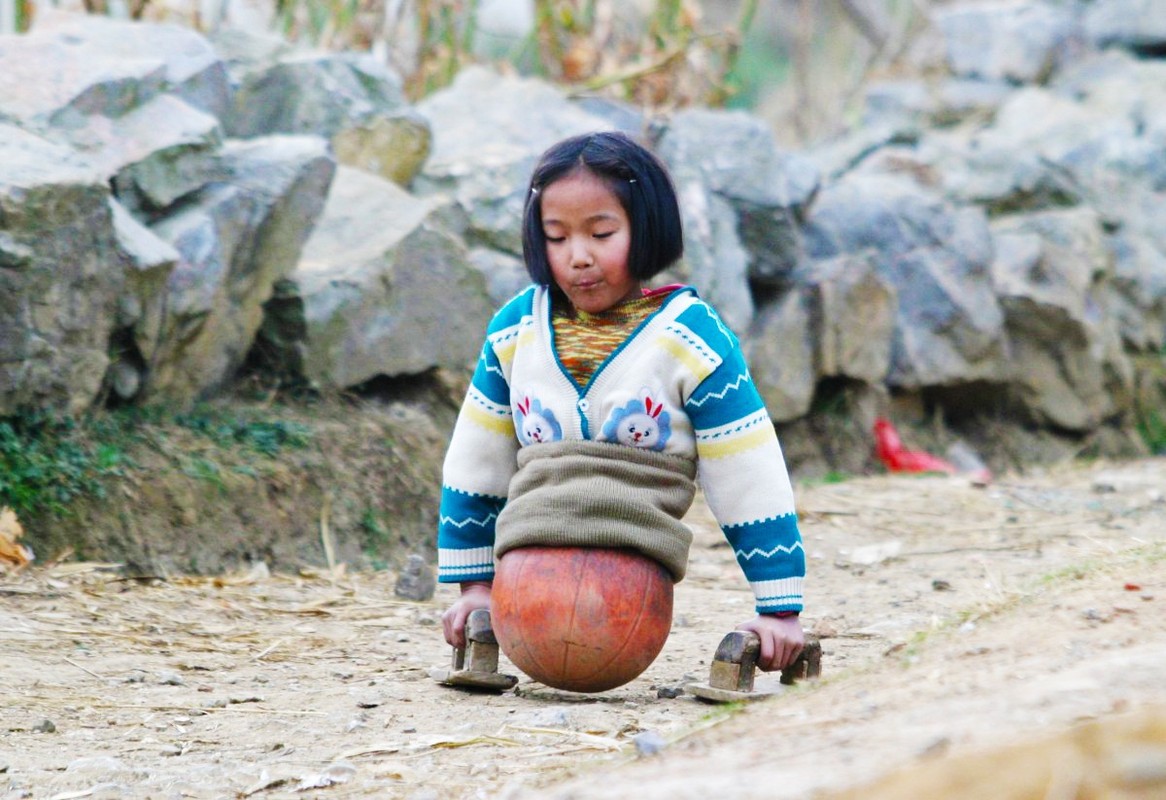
[735,614,804,672]
[441,581,493,649]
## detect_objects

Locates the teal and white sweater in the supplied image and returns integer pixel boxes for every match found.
[437,284,805,614]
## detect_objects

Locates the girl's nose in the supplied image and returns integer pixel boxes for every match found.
[569,239,592,267]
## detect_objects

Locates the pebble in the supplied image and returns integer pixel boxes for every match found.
[31,719,55,734]
[394,554,436,601]
[65,756,128,773]
[527,707,571,728]
[633,730,667,756]
[656,685,684,699]
[157,671,184,686]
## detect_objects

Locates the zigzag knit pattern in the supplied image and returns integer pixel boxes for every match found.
[437,285,805,613]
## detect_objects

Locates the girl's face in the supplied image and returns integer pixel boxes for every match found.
[540,168,637,314]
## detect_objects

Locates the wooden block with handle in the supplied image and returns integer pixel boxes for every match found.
[430,608,518,692]
[687,632,821,703]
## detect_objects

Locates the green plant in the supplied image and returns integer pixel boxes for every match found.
[173,407,311,457]
[1135,407,1166,455]
[360,506,391,570]
[0,412,128,518]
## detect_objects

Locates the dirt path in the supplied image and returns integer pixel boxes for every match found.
[3,458,1165,799]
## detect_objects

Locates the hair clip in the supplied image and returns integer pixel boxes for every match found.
[531,187,540,195]
[629,178,637,183]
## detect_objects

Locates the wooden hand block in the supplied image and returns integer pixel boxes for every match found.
[687,632,822,703]
[431,609,518,692]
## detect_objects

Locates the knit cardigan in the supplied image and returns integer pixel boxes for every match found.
[437,284,805,614]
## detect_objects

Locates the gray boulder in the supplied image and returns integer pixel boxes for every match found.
[932,1,1081,85]
[655,108,820,330]
[803,172,1006,389]
[0,125,123,415]
[31,10,231,121]
[258,166,495,389]
[108,200,179,401]
[1085,0,1166,52]
[992,207,1134,431]
[863,78,1013,130]
[800,253,897,386]
[414,66,613,255]
[224,48,431,187]
[746,290,816,423]
[59,94,226,215]
[1105,189,1166,351]
[145,136,335,402]
[0,31,167,129]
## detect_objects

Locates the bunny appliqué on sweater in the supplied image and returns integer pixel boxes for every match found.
[513,389,673,452]
[515,396,563,445]
[599,390,672,451]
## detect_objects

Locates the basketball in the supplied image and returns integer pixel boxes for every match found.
[491,546,673,693]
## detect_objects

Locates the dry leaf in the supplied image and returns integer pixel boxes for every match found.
[0,506,33,569]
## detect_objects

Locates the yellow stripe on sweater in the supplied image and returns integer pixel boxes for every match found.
[658,336,717,383]
[697,425,775,460]
[466,404,515,434]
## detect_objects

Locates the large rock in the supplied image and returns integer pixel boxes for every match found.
[414,66,613,255]
[747,251,897,424]
[107,200,179,402]
[655,108,820,331]
[802,172,1006,389]
[30,10,231,121]
[932,2,1081,85]
[746,290,816,423]
[991,207,1134,431]
[224,47,431,187]
[258,166,495,389]
[61,94,225,215]
[1085,0,1166,52]
[800,253,897,386]
[0,31,167,128]
[1104,189,1166,351]
[145,136,335,402]
[0,125,123,415]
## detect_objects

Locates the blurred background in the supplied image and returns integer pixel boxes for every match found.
[0,0,934,147]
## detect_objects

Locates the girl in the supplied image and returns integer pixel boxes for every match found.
[437,131,805,673]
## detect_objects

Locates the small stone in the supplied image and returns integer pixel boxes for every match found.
[32,719,56,733]
[65,756,127,773]
[931,579,953,591]
[633,730,667,756]
[528,707,571,728]
[656,685,684,699]
[157,671,185,686]
[393,554,436,601]
[160,744,183,757]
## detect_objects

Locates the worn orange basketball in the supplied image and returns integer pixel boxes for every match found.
[492,546,673,693]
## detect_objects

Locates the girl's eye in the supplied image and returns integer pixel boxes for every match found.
[593,232,614,239]
[544,234,565,243]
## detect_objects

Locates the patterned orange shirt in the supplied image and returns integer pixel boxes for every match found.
[552,290,671,386]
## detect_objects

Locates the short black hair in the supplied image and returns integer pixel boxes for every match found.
[521,131,684,287]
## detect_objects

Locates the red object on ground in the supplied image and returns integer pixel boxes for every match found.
[492,546,673,693]
[873,417,958,475]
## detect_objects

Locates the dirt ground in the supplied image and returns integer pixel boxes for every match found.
[3,456,1165,799]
